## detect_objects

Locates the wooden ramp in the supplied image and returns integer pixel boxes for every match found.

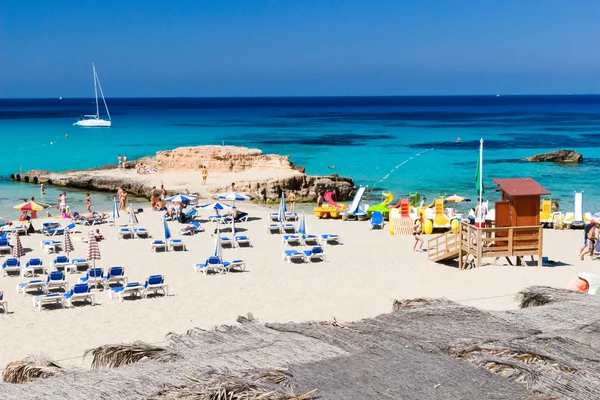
[428,231,460,262]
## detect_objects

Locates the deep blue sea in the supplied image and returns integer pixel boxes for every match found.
[1,95,600,219]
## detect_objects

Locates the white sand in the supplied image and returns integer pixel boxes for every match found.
[0,202,598,368]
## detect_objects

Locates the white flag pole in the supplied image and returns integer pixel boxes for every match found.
[478,138,484,222]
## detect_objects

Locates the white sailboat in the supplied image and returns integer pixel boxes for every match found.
[74,63,111,127]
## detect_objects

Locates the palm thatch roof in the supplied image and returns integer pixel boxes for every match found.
[2,286,600,399]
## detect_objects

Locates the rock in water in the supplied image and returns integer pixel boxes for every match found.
[525,150,582,163]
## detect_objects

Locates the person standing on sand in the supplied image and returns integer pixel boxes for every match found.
[30,196,37,219]
[118,155,122,168]
[288,191,296,213]
[160,184,167,200]
[121,188,128,211]
[150,186,157,210]
[580,220,597,260]
[202,166,208,185]
[86,193,92,213]
[413,217,424,251]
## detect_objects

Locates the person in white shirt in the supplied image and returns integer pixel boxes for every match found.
[419,196,427,208]
[474,198,487,220]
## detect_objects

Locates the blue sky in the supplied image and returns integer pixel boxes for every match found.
[1,0,599,97]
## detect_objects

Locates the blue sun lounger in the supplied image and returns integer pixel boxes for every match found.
[64,283,95,307]
[283,249,307,264]
[17,279,46,296]
[369,211,384,230]
[302,246,327,262]
[2,258,21,277]
[143,274,168,297]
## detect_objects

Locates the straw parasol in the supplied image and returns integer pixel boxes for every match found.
[12,231,24,261]
[86,230,101,267]
[63,228,74,258]
[444,194,467,203]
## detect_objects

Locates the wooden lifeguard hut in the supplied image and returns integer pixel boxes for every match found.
[427,178,547,269]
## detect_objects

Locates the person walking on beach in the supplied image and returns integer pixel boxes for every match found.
[580,220,597,260]
[86,193,92,213]
[118,155,122,168]
[202,165,208,185]
[40,183,46,195]
[288,191,296,213]
[413,217,424,251]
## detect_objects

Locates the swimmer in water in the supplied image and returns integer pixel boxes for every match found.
[327,165,335,169]
[457,137,461,142]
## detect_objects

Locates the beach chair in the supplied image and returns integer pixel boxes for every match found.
[150,240,168,252]
[41,222,61,236]
[64,283,95,307]
[119,227,134,239]
[208,215,227,224]
[79,267,106,289]
[109,281,145,302]
[168,238,186,251]
[369,211,384,230]
[17,279,46,296]
[564,191,592,229]
[301,234,319,245]
[303,246,327,263]
[23,258,45,277]
[194,256,226,275]
[185,207,198,221]
[282,234,302,246]
[52,255,71,271]
[41,239,62,254]
[33,293,64,311]
[269,212,279,222]
[134,227,150,238]
[267,223,282,234]
[70,257,90,272]
[143,274,168,297]
[12,225,28,235]
[180,221,203,235]
[2,258,21,277]
[0,291,7,313]
[282,223,296,234]
[234,235,252,247]
[0,239,11,255]
[283,249,308,264]
[104,266,127,287]
[225,259,246,273]
[46,270,69,293]
[319,233,342,245]
[285,212,299,221]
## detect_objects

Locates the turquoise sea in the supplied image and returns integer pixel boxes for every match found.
[1,96,600,219]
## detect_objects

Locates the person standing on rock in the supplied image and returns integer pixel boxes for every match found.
[202,166,208,185]
[118,155,122,168]
[123,154,128,169]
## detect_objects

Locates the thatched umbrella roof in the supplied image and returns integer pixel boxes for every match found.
[2,286,599,399]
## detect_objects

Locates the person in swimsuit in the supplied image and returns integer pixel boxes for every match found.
[202,166,208,185]
[413,217,424,251]
[288,191,296,213]
[86,193,92,213]
[30,196,37,219]
[150,186,157,210]
[118,155,122,168]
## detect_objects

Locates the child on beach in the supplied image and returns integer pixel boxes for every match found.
[413,217,424,251]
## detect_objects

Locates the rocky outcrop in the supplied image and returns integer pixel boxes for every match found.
[140,146,298,172]
[526,150,583,163]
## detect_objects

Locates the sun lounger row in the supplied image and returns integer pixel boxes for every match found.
[220,235,252,248]
[108,275,168,302]
[283,247,326,264]
[151,239,186,252]
[41,222,76,236]
[269,212,299,222]
[281,233,341,246]
[119,227,150,239]
[17,270,69,296]
[267,223,297,234]
[193,257,246,275]
[2,257,90,278]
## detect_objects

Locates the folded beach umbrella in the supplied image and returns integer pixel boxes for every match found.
[163,217,172,241]
[213,227,223,261]
[218,191,250,206]
[63,228,74,258]
[128,203,138,226]
[201,202,232,211]
[277,193,286,223]
[112,197,120,219]
[86,230,101,267]
[12,231,24,261]
[298,212,308,235]
[13,201,45,211]
[0,217,12,227]
[165,194,197,203]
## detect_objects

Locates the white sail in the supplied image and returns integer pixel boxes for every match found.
[74,64,111,127]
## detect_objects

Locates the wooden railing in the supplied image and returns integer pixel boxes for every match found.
[458,221,543,269]
[428,230,460,262]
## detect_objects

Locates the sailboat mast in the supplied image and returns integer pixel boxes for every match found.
[95,68,111,121]
[92,63,99,119]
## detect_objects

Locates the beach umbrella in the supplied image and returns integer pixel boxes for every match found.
[128,203,138,226]
[0,217,12,227]
[12,231,24,261]
[298,212,308,235]
[86,230,101,268]
[63,228,74,258]
[213,227,223,261]
[162,217,171,252]
[231,213,236,237]
[112,197,120,219]
[165,194,197,203]
[201,202,232,211]
[277,193,286,223]
[218,191,250,206]
[13,201,45,211]
[445,194,467,203]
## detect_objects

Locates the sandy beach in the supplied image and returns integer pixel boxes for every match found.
[0,198,598,369]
